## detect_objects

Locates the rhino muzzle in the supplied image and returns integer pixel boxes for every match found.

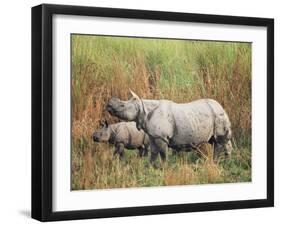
[92,133,100,142]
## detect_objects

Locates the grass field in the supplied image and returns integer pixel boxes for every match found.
[71,35,252,190]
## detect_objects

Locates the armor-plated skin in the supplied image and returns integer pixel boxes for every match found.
[92,121,150,157]
[106,91,233,165]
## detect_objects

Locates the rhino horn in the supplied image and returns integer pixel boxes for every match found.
[129,90,148,116]
[129,89,140,100]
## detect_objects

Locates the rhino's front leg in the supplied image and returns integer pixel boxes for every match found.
[114,143,125,158]
[143,146,149,156]
[213,142,223,162]
[138,145,149,157]
[150,137,168,167]
[150,149,159,165]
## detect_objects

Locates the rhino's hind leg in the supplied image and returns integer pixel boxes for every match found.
[213,142,223,162]
[224,140,233,158]
[213,139,233,162]
[208,136,221,161]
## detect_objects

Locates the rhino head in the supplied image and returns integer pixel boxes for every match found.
[106,90,147,130]
[92,120,111,142]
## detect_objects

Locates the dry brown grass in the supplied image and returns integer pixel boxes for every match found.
[71,35,252,190]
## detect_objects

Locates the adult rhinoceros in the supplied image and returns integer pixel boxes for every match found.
[106,90,233,166]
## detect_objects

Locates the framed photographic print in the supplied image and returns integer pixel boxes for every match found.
[31,4,274,221]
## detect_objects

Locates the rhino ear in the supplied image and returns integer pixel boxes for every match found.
[100,120,108,128]
[140,99,147,116]
[99,120,104,127]
[129,89,140,100]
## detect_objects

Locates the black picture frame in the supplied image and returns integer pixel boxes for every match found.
[32,3,274,222]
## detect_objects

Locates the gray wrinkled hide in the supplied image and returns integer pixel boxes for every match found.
[92,121,150,157]
[107,92,233,165]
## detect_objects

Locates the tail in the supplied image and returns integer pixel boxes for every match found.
[231,136,237,149]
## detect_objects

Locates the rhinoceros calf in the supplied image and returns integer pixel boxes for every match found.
[92,121,150,158]
[106,90,233,165]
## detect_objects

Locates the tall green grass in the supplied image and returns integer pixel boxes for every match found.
[71,35,251,190]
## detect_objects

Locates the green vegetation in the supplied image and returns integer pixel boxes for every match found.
[71,35,251,190]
